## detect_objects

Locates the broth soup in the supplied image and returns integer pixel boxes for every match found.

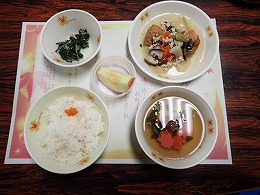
[140,13,205,78]
[144,97,205,159]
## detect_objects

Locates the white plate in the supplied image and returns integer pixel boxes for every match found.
[128,1,219,83]
[135,86,218,169]
[24,86,110,174]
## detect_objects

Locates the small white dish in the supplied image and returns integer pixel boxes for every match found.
[91,56,136,98]
[24,86,110,174]
[41,9,102,67]
[135,86,218,169]
[128,1,219,83]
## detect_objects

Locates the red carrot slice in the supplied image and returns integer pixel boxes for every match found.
[162,31,170,38]
[188,29,196,35]
[65,107,78,116]
[171,135,184,151]
[194,38,200,47]
[157,128,175,149]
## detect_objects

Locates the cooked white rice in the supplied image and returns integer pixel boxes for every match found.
[41,95,104,165]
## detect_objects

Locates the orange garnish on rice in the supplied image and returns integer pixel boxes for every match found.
[79,157,90,165]
[65,107,78,116]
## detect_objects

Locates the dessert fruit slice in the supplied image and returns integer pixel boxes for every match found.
[97,67,135,93]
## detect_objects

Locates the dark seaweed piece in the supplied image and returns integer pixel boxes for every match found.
[166,26,173,32]
[55,29,90,63]
[76,29,90,49]
[146,110,162,135]
[181,39,193,60]
[186,136,193,141]
[150,118,163,138]
[146,102,163,136]
[166,119,180,135]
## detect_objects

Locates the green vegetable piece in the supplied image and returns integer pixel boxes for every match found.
[175,33,188,42]
[55,28,90,63]
[182,16,189,29]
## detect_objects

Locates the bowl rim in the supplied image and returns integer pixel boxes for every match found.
[24,86,111,174]
[128,0,219,83]
[135,86,218,169]
[40,9,103,68]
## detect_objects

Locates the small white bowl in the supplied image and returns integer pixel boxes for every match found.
[24,86,110,174]
[91,56,136,98]
[41,9,102,67]
[135,86,218,169]
[128,1,219,83]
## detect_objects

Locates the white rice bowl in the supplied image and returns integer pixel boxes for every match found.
[41,96,104,165]
[24,86,110,174]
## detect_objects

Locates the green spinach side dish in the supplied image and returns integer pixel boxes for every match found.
[55,29,90,63]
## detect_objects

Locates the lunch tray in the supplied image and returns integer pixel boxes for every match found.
[4,20,232,164]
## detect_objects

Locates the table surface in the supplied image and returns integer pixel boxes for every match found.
[0,0,259,194]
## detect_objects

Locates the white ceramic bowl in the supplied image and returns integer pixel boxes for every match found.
[135,86,218,169]
[128,1,219,83]
[41,9,102,67]
[24,86,110,174]
[91,56,136,98]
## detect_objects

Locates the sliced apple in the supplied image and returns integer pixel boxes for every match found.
[97,67,135,93]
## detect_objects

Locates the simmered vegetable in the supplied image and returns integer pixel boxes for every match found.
[143,17,200,67]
